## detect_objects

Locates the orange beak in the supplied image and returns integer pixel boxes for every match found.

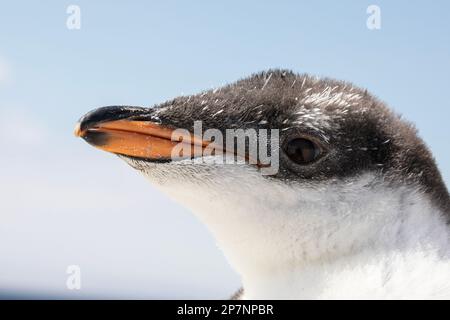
[74,119,215,161]
[75,106,267,165]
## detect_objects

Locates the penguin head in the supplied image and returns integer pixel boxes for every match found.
[75,70,449,272]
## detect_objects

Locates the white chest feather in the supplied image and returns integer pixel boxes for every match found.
[124,157,450,299]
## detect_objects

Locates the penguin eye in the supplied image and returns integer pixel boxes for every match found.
[284,138,322,165]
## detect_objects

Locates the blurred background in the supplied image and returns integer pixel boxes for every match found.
[0,0,449,298]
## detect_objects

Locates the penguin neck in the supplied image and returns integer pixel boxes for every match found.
[239,233,450,299]
[149,170,449,299]
[226,186,449,299]
[226,188,450,299]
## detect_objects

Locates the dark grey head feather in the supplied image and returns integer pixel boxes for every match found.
[99,70,450,215]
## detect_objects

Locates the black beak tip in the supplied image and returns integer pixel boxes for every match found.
[76,105,151,133]
[81,130,111,147]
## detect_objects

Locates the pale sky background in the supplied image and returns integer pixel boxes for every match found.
[0,1,449,298]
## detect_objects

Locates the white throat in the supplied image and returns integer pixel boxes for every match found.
[127,158,450,299]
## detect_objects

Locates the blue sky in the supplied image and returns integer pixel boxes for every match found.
[0,1,449,298]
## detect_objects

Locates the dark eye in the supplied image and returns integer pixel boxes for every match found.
[284,138,322,165]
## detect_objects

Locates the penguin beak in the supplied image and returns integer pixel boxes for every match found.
[74,106,210,161]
